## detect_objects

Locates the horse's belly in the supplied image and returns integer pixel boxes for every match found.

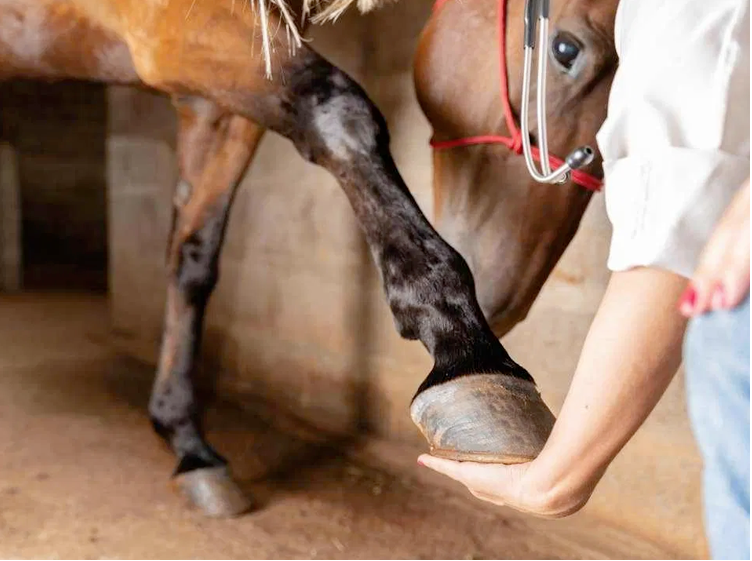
[0,0,138,83]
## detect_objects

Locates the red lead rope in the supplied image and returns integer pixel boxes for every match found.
[429,0,604,192]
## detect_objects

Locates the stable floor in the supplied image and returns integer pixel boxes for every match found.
[0,293,679,559]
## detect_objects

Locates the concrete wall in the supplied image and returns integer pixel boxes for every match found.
[0,142,21,291]
[0,81,109,291]
[107,3,705,557]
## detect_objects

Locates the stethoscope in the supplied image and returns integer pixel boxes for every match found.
[521,0,595,184]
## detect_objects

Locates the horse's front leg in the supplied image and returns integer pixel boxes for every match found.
[154,43,557,466]
[149,97,264,517]
[125,0,554,478]
[278,54,556,463]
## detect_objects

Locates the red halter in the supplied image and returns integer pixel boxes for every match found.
[429,0,603,192]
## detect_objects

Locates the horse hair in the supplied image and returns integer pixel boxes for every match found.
[251,0,394,77]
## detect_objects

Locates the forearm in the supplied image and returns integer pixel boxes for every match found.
[530,267,689,513]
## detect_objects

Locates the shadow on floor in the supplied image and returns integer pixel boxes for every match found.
[106,355,368,502]
[0,292,684,559]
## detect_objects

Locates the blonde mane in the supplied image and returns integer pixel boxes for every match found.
[251,0,393,77]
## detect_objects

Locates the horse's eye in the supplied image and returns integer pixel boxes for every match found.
[550,31,583,72]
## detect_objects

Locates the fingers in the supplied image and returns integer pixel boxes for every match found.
[682,232,750,317]
[417,454,587,518]
[720,232,751,309]
[681,182,751,317]
[417,454,513,488]
[723,183,752,307]
[417,455,498,489]
[417,454,528,495]
[417,454,464,481]
[678,283,699,316]
[686,223,733,315]
[417,454,510,506]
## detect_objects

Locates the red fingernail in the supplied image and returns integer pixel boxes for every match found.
[711,285,726,309]
[417,458,425,467]
[679,286,697,314]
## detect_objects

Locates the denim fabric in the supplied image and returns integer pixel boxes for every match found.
[685,295,750,560]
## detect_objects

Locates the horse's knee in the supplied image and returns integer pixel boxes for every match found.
[287,60,388,166]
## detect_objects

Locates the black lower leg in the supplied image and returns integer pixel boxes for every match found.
[149,201,231,474]
[283,56,533,395]
[148,101,260,482]
[150,221,255,517]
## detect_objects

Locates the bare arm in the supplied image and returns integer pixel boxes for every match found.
[419,267,688,517]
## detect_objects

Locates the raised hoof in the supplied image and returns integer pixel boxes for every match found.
[410,373,555,464]
[174,466,253,518]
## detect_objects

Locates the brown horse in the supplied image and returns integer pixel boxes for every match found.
[0,0,618,517]
[415,0,618,336]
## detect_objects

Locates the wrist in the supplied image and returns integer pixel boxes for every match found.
[522,442,606,518]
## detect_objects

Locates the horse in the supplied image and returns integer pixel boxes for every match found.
[0,0,618,517]
[415,0,618,336]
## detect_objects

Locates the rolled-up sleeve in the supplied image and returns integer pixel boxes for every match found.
[596,0,750,279]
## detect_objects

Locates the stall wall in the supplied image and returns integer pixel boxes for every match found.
[107,4,705,557]
[0,81,109,291]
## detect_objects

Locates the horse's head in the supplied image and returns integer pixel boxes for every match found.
[414,0,618,336]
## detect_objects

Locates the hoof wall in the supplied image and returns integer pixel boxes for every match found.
[174,466,252,518]
[410,374,555,464]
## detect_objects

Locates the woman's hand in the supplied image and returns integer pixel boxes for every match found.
[679,179,750,317]
[417,455,592,518]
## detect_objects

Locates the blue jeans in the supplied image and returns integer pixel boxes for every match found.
[685,295,750,560]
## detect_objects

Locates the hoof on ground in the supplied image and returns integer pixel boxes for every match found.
[174,466,253,518]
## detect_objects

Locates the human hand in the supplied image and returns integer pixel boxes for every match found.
[679,179,750,317]
[417,454,591,519]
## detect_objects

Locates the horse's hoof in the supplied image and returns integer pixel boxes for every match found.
[174,466,253,518]
[410,373,555,464]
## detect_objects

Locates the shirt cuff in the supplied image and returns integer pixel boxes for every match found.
[605,148,750,279]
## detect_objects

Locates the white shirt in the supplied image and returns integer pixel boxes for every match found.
[596,0,750,278]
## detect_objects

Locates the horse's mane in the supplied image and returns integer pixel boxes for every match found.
[304,0,388,22]
[253,0,392,77]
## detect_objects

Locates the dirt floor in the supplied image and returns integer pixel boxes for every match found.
[0,293,682,559]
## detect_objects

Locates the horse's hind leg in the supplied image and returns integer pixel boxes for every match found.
[148,97,263,517]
